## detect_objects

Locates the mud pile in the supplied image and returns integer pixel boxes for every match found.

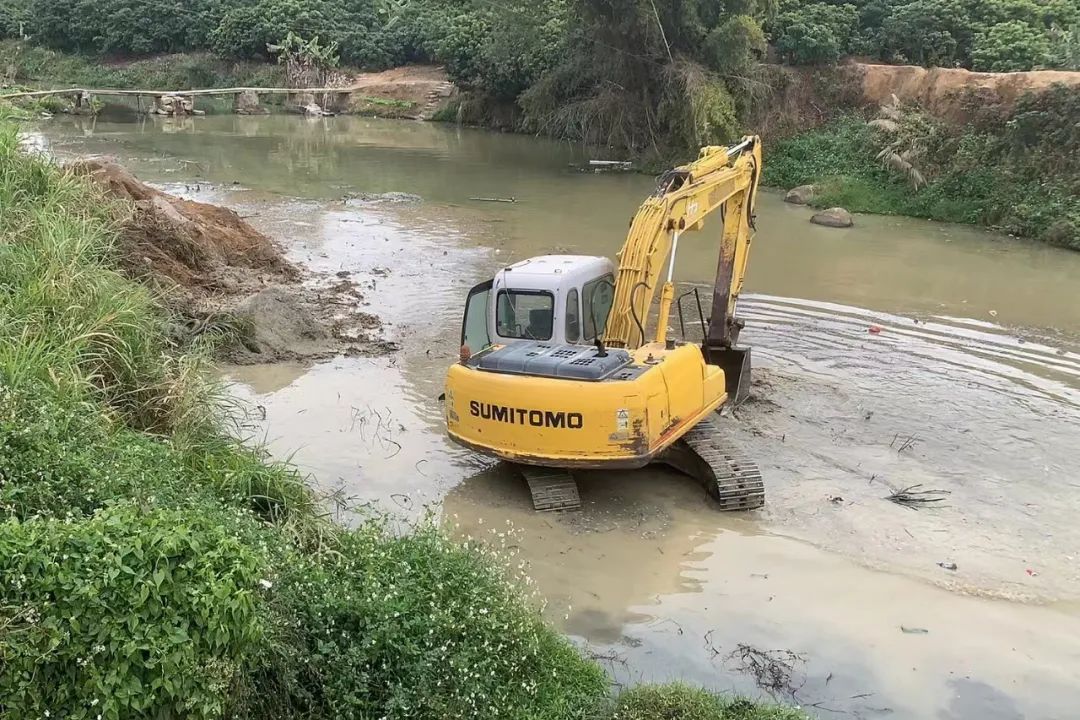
[69,159,295,295]
[69,160,392,364]
[750,62,1080,137]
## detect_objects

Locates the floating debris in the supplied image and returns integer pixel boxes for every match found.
[725,644,805,698]
[885,483,950,510]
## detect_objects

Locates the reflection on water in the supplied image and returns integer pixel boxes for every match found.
[32,114,1080,720]
[34,114,1080,333]
[444,465,1080,720]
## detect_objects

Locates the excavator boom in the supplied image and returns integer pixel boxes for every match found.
[604,136,761,357]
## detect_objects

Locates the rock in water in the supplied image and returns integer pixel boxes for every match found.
[810,207,854,228]
[784,185,816,205]
[234,90,267,115]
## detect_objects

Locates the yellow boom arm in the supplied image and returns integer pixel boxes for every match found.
[604,136,762,350]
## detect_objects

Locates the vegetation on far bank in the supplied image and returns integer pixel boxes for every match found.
[1,40,284,90]
[3,0,1075,151]
[2,0,1077,75]
[2,0,1077,246]
[763,84,1080,248]
[0,122,808,718]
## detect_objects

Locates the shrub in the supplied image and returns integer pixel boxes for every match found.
[764,96,1080,247]
[241,523,607,719]
[0,505,266,719]
[0,380,318,533]
[604,683,808,720]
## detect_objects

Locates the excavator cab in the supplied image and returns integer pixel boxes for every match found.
[461,255,616,353]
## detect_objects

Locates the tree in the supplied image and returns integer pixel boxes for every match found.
[271,32,340,87]
[211,0,334,60]
[972,20,1051,70]
[705,14,767,75]
[772,2,858,64]
[28,0,219,53]
[0,0,29,39]
[519,0,773,156]
[878,0,973,66]
[1048,24,1080,68]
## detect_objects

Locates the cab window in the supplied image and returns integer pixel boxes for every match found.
[583,274,615,341]
[565,288,580,342]
[496,290,554,341]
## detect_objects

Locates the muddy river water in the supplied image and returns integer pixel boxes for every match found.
[35,115,1080,719]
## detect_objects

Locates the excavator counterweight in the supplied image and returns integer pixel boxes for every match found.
[444,137,764,511]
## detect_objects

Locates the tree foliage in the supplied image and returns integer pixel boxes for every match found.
[518,0,772,158]
[8,0,1079,78]
[0,0,28,39]
[773,2,859,64]
[774,0,1079,69]
[972,19,1052,69]
[28,0,220,54]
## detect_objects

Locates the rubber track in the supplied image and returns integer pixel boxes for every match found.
[680,416,765,511]
[520,467,581,512]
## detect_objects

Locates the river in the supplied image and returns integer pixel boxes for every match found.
[33,114,1080,720]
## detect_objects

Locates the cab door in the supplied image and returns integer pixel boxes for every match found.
[461,279,493,352]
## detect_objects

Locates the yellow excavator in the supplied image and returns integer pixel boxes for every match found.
[444,136,764,511]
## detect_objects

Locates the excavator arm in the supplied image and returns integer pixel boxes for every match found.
[603,136,762,354]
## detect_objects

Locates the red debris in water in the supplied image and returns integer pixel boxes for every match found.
[868,325,883,334]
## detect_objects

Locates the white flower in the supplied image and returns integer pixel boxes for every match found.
[258,579,273,590]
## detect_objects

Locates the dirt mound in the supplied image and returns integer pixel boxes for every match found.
[854,63,1080,122]
[344,64,456,119]
[69,159,394,364]
[68,159,296,294]
[754,62,1080,136]
[223,283,394,364]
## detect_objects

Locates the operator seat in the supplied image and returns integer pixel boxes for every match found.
[528,308,553,340]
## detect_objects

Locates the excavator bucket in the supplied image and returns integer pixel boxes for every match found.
[711,346,752,405]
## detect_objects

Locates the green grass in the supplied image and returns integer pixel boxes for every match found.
[354,95,413,108]
[600,684,808,720]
